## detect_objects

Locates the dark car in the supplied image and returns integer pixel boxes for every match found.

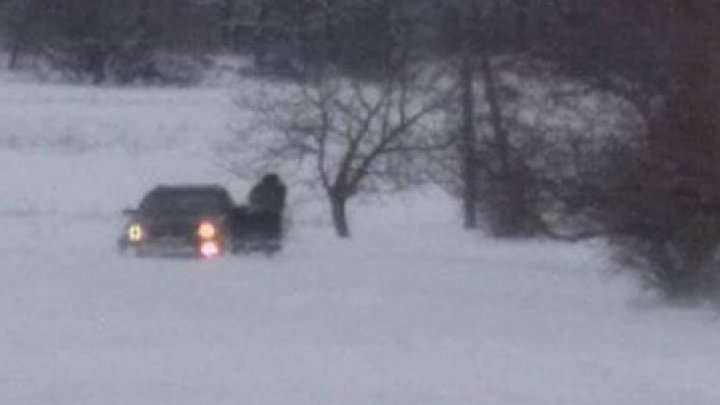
[118,185,234,259]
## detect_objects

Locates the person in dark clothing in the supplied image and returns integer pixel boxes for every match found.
[249,173,286,214]
[246,173,286,243]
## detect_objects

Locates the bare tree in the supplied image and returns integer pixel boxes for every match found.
[432,1,481,230]
[433,0,544,235]
[236,70,451,237]
[458,35,478,230]
[0,0,30,69]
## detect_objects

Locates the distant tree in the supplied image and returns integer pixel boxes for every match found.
[432,0,548,236]
[249,0,420,78]
[0,0,229,83]
[1,0,157,83]
[0,0,24,68]
[0,0,51,69]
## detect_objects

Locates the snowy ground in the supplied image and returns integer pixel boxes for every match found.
[0,73,719,405]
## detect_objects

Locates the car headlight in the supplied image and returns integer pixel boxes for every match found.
[126,223,144,243]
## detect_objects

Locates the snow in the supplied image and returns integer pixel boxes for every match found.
[0,71,719,405]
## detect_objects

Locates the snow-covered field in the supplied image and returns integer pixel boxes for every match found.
[0,72,719,405]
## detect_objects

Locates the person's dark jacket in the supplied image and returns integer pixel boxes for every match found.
[249,174,286,213]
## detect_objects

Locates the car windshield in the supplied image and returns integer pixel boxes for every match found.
[139,189,228,215]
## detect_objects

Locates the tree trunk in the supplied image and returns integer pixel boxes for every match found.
[480,36,517,235]
[514,0,530,51]
[330,194,351,238]
[480,43,509,183]
[220,0,234,50]
[460,31,478,230]
[253,1,270,71]
[8,41,20,70]
[322,0,337,66]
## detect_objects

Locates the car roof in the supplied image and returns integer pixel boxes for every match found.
[142,184,234,203]
[151,184,230,194]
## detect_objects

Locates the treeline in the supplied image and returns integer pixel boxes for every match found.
[3,0,720,301]
[0,0,576,82]
[0,0,243,82]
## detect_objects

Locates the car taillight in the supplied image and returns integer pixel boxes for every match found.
[197,220,221,259]
[197,220,217,240]
[199,240,221,259]
[126,223,144,243]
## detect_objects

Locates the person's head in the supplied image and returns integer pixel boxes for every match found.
[262,173,280,185]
